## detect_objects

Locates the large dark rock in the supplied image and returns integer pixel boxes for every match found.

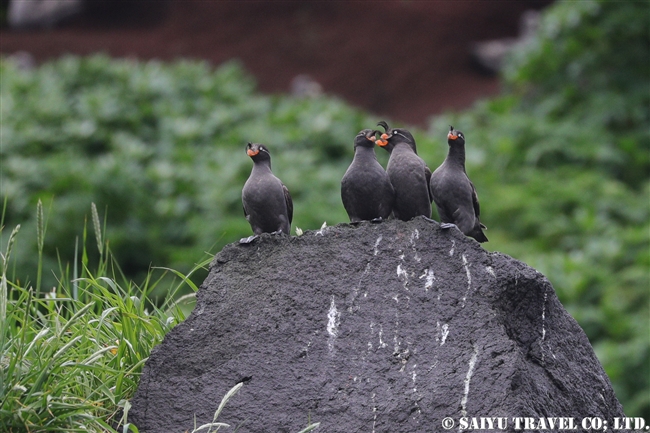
[130,218,627,432]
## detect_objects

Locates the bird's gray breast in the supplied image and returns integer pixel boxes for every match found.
[243,173,289,229]
[430,165,474,224]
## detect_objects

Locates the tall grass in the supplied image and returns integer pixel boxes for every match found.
[0,203,320,432]
[0,203,206,432]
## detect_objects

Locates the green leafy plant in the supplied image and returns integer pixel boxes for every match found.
[426,0,649,417]
[1,56,373,294]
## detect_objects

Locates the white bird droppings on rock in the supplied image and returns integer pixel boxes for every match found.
[327,296,341,352]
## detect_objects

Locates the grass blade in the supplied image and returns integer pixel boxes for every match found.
[35,199,47,296]
[213,382,243,422]
[91,203,103,256]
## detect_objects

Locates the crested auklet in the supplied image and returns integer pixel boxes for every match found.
[429,126,488,243]
[376,120,432,221]
[341,129,395,222]
[241,142,293,242]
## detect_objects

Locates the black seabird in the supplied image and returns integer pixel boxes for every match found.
[376,120,432,221]
[429,126,488,243]
[241,142,293,242]
[341,129,395,222]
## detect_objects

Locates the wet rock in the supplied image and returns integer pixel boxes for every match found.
[130,217,627,432]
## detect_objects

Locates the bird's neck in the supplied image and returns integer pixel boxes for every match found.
[445,144,466,169]
[253,159,272,173]
[392,142,414,155]
[354,145,378,161]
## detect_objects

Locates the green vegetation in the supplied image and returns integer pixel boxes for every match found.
[449,0,649,416]
[0,202,203,432]
[1,0,647,428]
[1,54,372,291]
[0,204,320,432]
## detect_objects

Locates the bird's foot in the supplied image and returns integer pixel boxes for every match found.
[440,222,459,230]
[239,235,259,244]
[370,217,384,223]
[422,216,437,224]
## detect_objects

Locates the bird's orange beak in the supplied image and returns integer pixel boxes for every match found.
[375,132,390,146]
[448,133,458,140]
[375,139,388,147]
[247,149,259,156]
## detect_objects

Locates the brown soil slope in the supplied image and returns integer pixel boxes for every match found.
[0,1,551,124]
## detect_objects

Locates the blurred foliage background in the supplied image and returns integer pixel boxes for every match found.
[1,0,648,419]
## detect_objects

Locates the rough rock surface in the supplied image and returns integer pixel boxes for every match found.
[130,218,626,433]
